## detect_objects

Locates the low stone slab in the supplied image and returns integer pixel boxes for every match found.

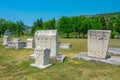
[50,54,66,62]
[30,63,52,69]
[12,38,21,41]
[59,43,72,50]
[30,54,66,62]
[74,52,120,66]
[108,47,120,55]
[8,41,26,49]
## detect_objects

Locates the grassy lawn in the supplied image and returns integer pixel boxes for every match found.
[0,37,120,80]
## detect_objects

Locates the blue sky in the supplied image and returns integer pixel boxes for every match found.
[0,0,120,26]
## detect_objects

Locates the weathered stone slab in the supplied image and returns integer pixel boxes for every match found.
[3,30,10,45]
[59,42,72,50]
[30,46,52,69]
[108,47,120,55]
[30,30,66,62]
[26,38,34,49]
[4,30,10,37]
[30,53,66,62]
[8,41,26,49]
[88,30,111,58]
[35,30,59,57]
[3,36,10,45]
[50,54,66,62]
[74,52,120,65]
[12,38,21,41]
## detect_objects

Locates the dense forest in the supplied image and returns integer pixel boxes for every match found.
[0,12,120,38]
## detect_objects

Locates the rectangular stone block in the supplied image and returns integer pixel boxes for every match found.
[88,30,111,58]
[35,30,59,57]
[26,38,34,49]
[3,36,10,45]
[30,46,52,69]
[12,38,21,41]
[8,41,26,49]
[59,43,72,50]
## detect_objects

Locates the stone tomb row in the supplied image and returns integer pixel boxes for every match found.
[7,38,34,49]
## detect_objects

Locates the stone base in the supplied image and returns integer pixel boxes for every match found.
[29,54,66,62]
[74,52,120,66]
[25,47,34,49]
[50,54,66,62]
[108,47,120,55]
[29,54,36,59]
[30,63,52,69]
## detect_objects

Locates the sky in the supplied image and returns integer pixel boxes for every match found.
[0,0,120,26]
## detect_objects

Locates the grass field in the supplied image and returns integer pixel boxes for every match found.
[0,37,120,80]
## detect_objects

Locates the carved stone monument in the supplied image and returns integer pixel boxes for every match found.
[35,30,59,57]
[30,46,52,69]
[12,38,21,42]
[26,38,34,49]
[8,41,26,49]
[3,30,10,45]
[30,30,66,62]
[59,42,72,50]
[88,30,111,58]
[74,30,120,65]
[4,30,10,37]
[3,36,10,45]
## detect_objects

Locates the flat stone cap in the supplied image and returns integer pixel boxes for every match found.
[27,38,34,41]
[35,30,57,36]
[88,30,111,33]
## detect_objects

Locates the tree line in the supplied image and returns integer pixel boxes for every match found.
[31,12,120,38]
[0,12,120,38]
[0,18,25,37]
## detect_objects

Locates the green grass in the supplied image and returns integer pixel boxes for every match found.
[0,37,120,80]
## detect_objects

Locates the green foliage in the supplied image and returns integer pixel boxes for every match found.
[31,18,43,35]
[31,18,56,35]
[57,12,120,38]
[57,16,74,38]
[111,31,118,38]
[16,21,25,37]
[0,18,26,37]
[115,16,120,33]
[1,12,120,38]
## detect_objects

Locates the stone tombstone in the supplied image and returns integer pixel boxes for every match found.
[35,30,59,57]
[8,41,26,49]
[59,43,72,50]
[26,38,34,49]
[3,36,10,45]
[4,30,10,37]
[12,38,21,42]
[30,46,52,69]
[3,30,10,45]
[88,30,111,58]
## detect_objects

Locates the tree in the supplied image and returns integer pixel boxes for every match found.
[16,21,25,37]
[99,16,107,29]
[115,16,120,33]
[31,18,43,35]
[91,17,102,30]
[81,18,92,38]
[50,18,56,29]
[57,16,73,38]
[43,18,56,30]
